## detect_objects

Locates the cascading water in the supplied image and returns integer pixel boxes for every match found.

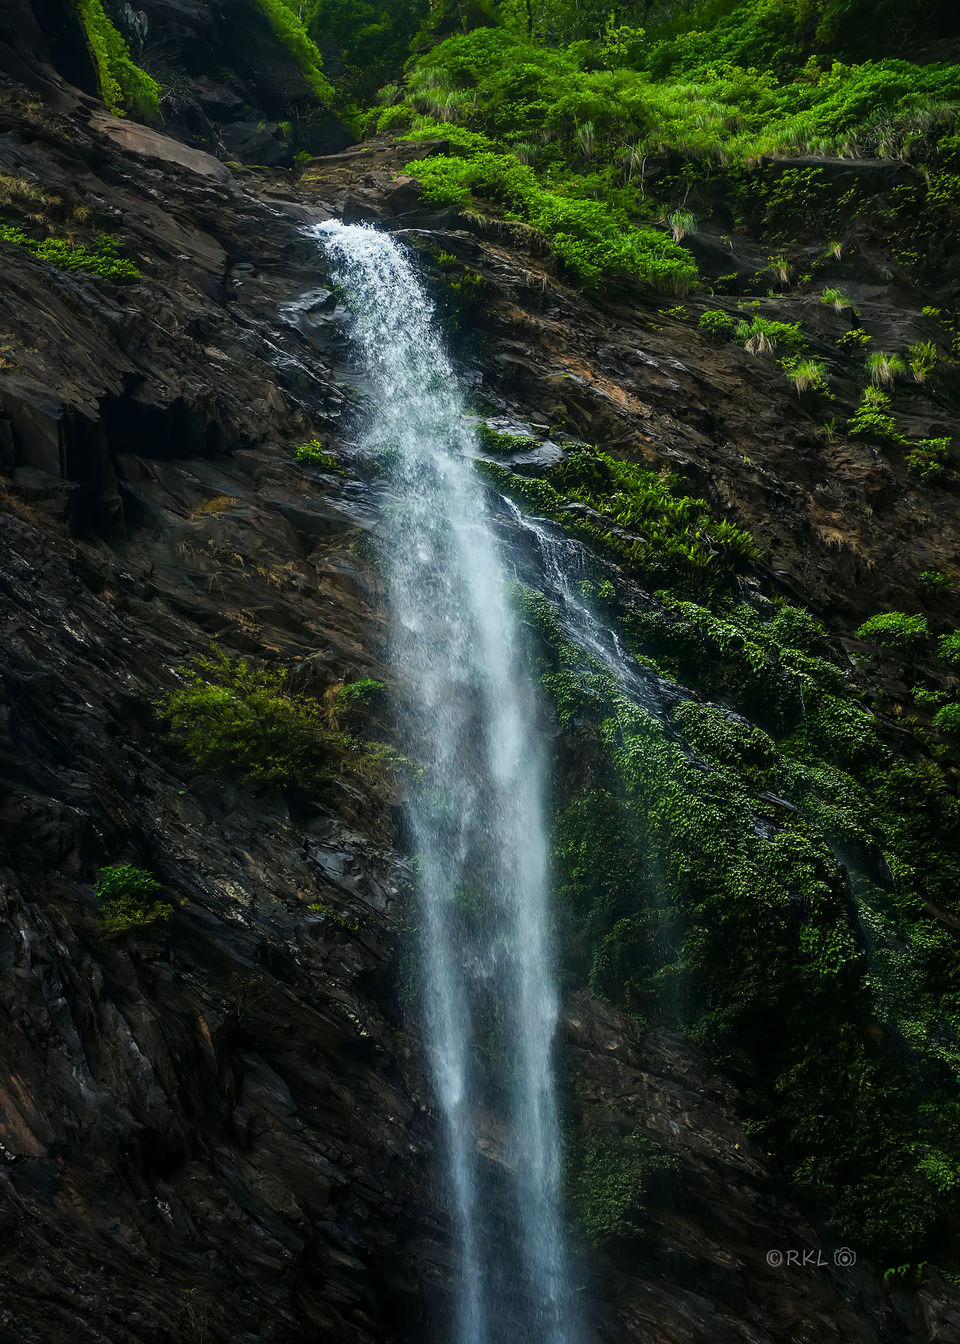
[317,220,577,1344]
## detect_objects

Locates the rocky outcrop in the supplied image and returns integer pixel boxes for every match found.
[2,46,960,1344]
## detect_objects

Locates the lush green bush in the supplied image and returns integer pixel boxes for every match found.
[847,387,900,443]
[0,222,140,281]
[406,149,697,290]
[294,438,345,472]
[904,438,950,480]
[161,647,339,791]
[93,863,175,935]
[866,350,907,387]
[855,612,930,650]
[77,0,160,119]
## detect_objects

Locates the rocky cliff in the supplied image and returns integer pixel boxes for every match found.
[2,3,960,1342]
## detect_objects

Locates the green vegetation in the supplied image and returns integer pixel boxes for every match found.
[939,631,960,666]
[781,355,829,395]
[477,443,758,593]
[93,863,175,935]
[0,222,140,281]
[821,286,849,312]
[335,677,384,708]
[847,387,900,443]
[294,438,345,472]
[908,339,939,383]
[253,0,333,101]
[161,647,340,791]
[866,350,907,387]
[905,437,950,480]
[522,573,960,1258]
[568,1127,676,1245]
[405,149,696,290]
[476,423,540,453]
[76,0,160,119]
[855,611,930,651]
[934,703,960,732]
[837,327,871,352]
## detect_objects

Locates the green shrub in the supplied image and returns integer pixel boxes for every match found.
[733,314,806,355]
[821,285,849,311]
[0,222,140,281]
[837,327,871,352]
[920,569,952,591]
[93,863,175,935]
[933,703,960,732]
[405,149,698,291]
[866,350,907,387]
[854,612,930,651]
[847,387,900,442]
[569,1127,676,1245]
[698,308,735,337]
[907,339,939,383]
[77,0,160,119]
[782,355,829,395]
[161,647,338,791]
[938,631,960,666]
[335,677,384,707]
[294,439,345,473]
[904,437,950,480]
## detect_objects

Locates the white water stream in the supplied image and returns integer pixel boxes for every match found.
[318,221,577,1344]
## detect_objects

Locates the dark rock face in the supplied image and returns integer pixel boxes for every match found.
[2,42,960,1344]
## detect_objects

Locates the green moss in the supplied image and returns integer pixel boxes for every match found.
[0,222,140,281]
[528,568,960,1257]
[252,0,333,101]
[93,863,176,935]
[76,0,160,119]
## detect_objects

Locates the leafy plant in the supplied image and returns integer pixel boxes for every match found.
[866,350,907,387]
[93,863,175,935]
[294,439,345,473]
[933,703,960,732]
[938,631,960,666]
[821,286,850,312]
[668,208,697,241]
[905,438,950,479]
[837,327,872,352]
[0,222,140,281]
[847,387,900,442]
[161,647,340,791]
[854,612,930,651]
[698,308,735,337]
[569,1127,676,1245]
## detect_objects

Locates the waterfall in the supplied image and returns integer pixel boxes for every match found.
[317,221,577,1344]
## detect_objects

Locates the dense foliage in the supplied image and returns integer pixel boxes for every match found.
[76,0,160,119]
